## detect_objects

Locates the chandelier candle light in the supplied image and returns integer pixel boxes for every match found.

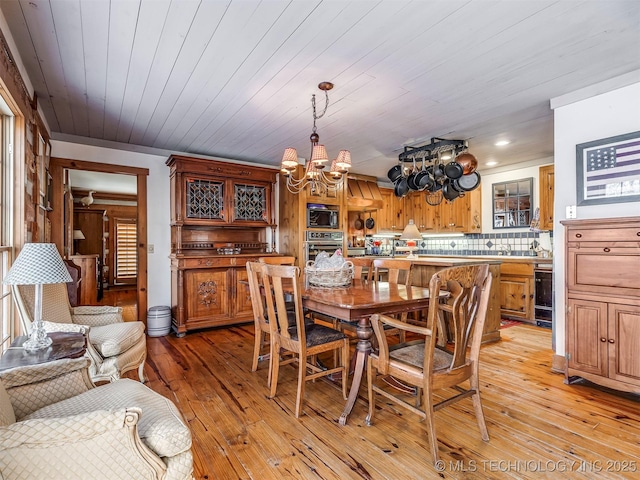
[281,82,351,195]
[3,243,73,351]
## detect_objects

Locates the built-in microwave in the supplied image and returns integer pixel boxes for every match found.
[307,204,339,229]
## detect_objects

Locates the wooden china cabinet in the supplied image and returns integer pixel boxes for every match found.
[167,155,279,336]
[562,217,640,393]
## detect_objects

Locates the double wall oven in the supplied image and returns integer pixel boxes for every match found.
[304,231,344,264]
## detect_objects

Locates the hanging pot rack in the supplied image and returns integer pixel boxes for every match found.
[398,137,468,163]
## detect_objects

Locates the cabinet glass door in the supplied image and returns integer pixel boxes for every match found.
[186,178,225,220]
[492,178,532,228]
[234,184,267,222]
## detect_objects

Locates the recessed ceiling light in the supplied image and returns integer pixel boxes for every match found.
[495,140,510,146]
[486,161,498,166]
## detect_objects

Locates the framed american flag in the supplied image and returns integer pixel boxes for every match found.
[576,131,640,206]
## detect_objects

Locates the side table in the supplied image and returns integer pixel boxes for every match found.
[0,332,87,371]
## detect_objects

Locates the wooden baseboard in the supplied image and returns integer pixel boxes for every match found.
[551,354,565,374]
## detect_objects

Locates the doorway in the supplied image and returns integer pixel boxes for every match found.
[49,157,149,322]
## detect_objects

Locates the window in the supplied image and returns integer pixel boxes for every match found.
[0,107,15,352]
[115,219,137,284]
[492,178,533,229]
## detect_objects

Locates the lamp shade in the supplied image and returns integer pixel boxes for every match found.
[400,219,422,241]
[3,243,73,285]
[73,229,86,240]
[281,147,299,169]
[310,144,328,164]
[335,150,351,172]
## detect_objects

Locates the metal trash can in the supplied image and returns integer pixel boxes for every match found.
[147,306,172,337]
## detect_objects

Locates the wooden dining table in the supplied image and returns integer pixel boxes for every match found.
[302,279,434,425]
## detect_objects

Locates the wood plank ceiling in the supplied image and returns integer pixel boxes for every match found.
[2,0,639,180]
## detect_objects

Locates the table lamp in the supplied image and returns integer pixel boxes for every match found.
[400,219,423,259]
[3,243,73,351]
[73,229,85,254]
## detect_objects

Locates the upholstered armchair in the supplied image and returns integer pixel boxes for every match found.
[12,283,147,383]
[0,357,193,479]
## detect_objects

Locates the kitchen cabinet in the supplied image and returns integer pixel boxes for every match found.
[377,188,407,232]
[562,217,640,394]
[539,165,554,231]
[499,262,534,322]
[168,155,275,229]
[408,192,438,232]
[167,155,278,335]
[171,256,264,334]
[436,187,481,233]
[379,187,481,234]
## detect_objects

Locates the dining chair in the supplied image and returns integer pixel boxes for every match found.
[366,264,492,464]
[261,263,349,418]
[372,258,414,342]
[348,257,373,282]
[246,261,274,385]
[372,258,412,285]
[258,256,296,265]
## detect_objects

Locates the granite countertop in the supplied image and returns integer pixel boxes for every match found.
[415,254,553,265]
[365,254,552,265]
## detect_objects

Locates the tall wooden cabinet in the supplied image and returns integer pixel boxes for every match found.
[167,156,278,335]
[539,165,554,231]
[562,217,640,393]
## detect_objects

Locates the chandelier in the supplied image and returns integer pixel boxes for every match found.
[280,82,351,194]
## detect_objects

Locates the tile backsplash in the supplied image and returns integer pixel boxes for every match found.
[367,231,553,257]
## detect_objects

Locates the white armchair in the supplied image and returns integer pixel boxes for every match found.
[12,283,147,383]
[0,357,193,480]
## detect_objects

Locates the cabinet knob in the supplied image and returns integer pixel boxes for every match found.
[608,339,615,344]
[600,337,607,342]
[575,233,582,238]
[603,247,610,253]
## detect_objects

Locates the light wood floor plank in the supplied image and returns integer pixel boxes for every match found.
[127,324,640,479]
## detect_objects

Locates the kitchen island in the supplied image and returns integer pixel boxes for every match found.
[367,255,503,343]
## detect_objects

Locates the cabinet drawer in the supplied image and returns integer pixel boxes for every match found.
[179,257,236,269]
[568,247,640,296]
[500,262,534,277]
[567,227,640,243]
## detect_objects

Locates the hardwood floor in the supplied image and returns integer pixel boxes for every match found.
[100,285,137,321]
[133,324,640,479]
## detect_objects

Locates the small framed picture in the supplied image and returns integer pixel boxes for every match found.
[576,131,640,205]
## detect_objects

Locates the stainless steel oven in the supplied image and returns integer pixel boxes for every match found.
[304,231,344,264]
[534,265,553,329]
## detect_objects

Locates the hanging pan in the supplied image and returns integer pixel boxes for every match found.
[454,171,481,191]
[365,211,375,230]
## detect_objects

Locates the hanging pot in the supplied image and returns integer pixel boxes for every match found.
[455,171,481,191]
[387,164,403,183]
[455,152,478,175]
[365,212,375,230]
[394,177,410,198]
[413,152,430,190]
[432,151,445,181]
[406,156,420,191]
[444,160,464,179]
[354,214,364,230]
[442,179,461,201]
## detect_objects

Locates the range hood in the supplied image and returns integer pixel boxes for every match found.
[347,174,383,210]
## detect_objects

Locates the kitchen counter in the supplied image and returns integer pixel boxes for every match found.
[366,255,502,344]
[414,254,553,265]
